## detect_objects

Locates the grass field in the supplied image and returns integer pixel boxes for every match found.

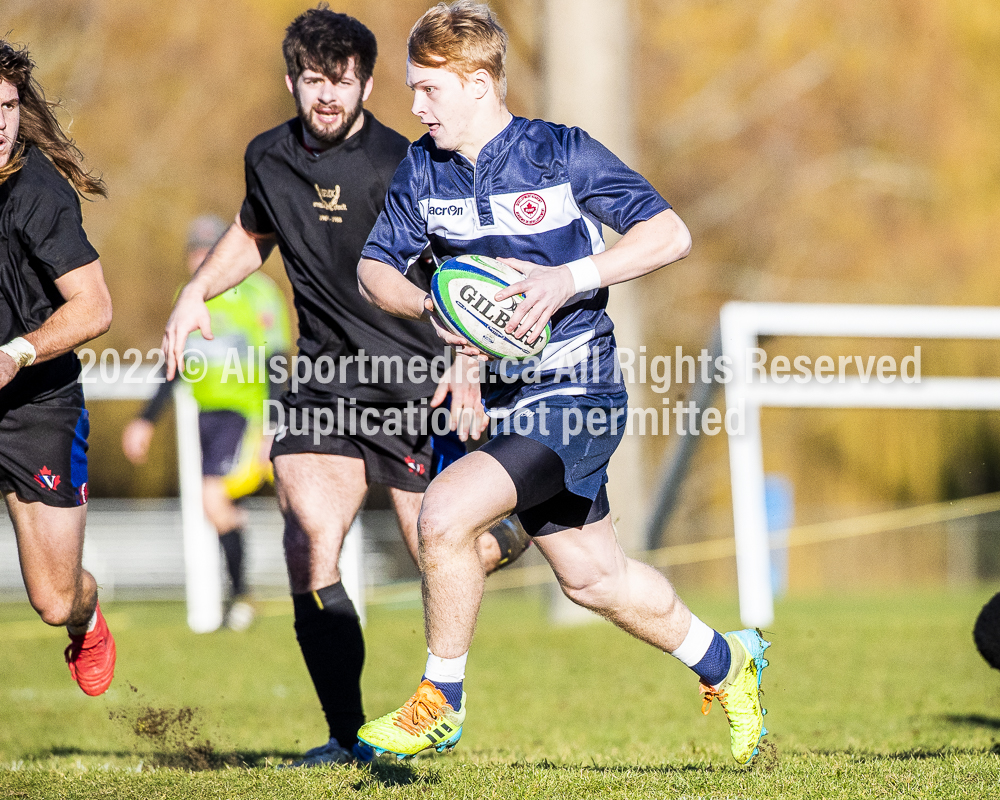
[1,587,999,799]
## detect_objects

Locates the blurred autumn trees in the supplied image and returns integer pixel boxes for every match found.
[8,1,1000,579]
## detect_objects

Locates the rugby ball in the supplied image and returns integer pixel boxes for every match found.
[430,254,551,360]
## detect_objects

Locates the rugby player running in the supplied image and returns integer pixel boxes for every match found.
[162,6,529,766]
[0,40,116,696]
[356,1,771,766]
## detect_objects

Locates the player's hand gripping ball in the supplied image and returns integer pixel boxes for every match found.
[431,255,551,360]
[973,591,1000,671]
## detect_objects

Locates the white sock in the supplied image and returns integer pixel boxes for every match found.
[669,614,714,667]
[67,609,98,636]
[424,649,468,684]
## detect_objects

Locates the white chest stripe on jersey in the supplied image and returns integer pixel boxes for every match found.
[419,182,588,240]
[487,385,589,417]
[421,196,478,238]
[536,329,595,372]
[494,329,595,383]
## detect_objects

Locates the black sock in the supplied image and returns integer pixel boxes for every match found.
[219,528,246,597]
[292,582,365,749]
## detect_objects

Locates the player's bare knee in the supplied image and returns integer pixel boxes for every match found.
[30,592,75,627]
[559,571,619,611]
[417,505,469,554]
[561,582,602,611]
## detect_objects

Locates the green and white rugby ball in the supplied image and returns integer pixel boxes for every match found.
[430,254,551,360]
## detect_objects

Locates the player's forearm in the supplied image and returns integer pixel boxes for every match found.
[358,258,429,321]
[184,222,271,302]
[21,260,113,364]
[585,209,691,289]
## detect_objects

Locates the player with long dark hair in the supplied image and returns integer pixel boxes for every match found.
[0,39,115,696]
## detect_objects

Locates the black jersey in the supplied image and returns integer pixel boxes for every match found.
[0,146,99,408]
[239,111,441,404]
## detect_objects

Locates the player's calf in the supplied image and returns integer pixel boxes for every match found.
[480,516,532,574]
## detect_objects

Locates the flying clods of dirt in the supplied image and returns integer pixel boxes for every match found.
[750,738,780,773]
[109,704,241,770]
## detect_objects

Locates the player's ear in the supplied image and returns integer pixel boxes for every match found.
[361,76,374,103]
[285,74,295,96]
[471,69,491,101]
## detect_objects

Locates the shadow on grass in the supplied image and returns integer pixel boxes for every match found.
[354,759,427,788]
[807,744,1000,762]
[512,739,781,775]
[40,746,435,782]
[940,713,1000,730]
[43,746,297,770]
[507,759,724,775]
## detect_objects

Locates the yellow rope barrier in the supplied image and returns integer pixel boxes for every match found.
[367,489,1000,600]
[7,492,1000,628]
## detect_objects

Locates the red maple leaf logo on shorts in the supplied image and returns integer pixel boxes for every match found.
[34,466,61,491]
[404,456,426,475]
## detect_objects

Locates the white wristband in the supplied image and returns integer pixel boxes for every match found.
[0,337,36,369]
[565,257,601,294]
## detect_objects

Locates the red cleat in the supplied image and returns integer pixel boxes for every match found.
[65,602,116,696]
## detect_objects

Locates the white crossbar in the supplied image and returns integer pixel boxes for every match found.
[720,302,1000,627]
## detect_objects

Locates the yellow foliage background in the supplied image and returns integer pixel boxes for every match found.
[7,0,1000,589]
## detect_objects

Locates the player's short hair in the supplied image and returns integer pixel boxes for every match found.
[408,1,508,101]
[283,4,378,88]
[0,39,106,196]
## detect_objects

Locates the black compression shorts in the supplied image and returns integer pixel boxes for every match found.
[479,432,610,536]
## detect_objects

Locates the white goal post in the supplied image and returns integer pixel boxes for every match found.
[720,302,1000,627]
[82,363,365,631]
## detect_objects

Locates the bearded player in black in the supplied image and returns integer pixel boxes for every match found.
[163,7,528,766]
[0,40,116,696]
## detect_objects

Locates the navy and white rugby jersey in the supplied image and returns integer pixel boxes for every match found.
[362,115,671,412]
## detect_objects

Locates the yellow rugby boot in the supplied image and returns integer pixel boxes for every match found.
[699,629,770,765]
[358,680,465,759]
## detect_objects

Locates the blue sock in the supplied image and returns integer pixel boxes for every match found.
[424,675,463,711]
[693,631,732,686]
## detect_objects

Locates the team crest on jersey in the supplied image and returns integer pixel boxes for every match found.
[513,192,546,225]
[34,466,61,491]
[312,184,347,223]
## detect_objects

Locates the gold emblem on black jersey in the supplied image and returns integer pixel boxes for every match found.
[312,184,347,222]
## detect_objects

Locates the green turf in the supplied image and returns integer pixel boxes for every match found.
[1,588,998,798]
